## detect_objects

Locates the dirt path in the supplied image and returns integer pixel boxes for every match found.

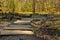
[0,35,41,40]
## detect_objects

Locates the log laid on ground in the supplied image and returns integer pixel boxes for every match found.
[0,30,34,35]
[13,20,30,25]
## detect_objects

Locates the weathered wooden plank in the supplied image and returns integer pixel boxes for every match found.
[3,24,32,30]
[4,27,32,30]
[0,30,34,35]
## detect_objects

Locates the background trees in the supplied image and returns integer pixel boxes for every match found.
[0,0,60,14]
